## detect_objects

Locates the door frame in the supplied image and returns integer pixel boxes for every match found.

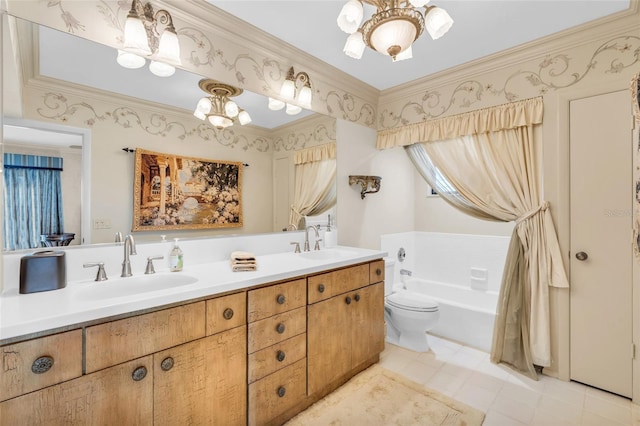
[545,78,640,402]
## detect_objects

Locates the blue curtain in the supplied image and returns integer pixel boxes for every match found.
[3,154,64,250]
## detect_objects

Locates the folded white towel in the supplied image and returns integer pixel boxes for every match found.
[231,251,256,262]
[231,264,257,272]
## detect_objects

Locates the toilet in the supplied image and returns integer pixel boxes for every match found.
[384,259,439,352]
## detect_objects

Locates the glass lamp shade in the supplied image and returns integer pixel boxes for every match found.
[238,110,252,125]
[280,79,296,101]
[196,97,212,114]
[268,97,286,111]
[337,0,364,34]
[123,15,152,56]
[117,50,146,69]
[369,18,417,57]
[149,60,175,77]
[193,110,206,120]
[224,100,239,118]
[297,85,312,109]
[154,29,181,66]
[409,0,429,6]
[344,32,366,59]
[286,103,302,115]
[425,6,453,40]
[208,115,233,129]
[392,45,413,62]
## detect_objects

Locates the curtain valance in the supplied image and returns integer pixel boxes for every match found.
[376,97,543,150]
[3,153,63,171]
[294,142,336,165]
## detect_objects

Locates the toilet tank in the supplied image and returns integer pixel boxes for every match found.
[384,258,395,296]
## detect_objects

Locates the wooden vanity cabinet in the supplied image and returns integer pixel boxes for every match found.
[0,292,248,426]
[307,262,385,397]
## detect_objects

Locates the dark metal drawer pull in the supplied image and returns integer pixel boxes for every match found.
[161,357,174,371]
[276,323,286,334]
[345,296,352,305]
[132,366,147,381]
[354,294,361,302]
[276,294,286,305]
[277,386,286,398]
[318,284,325,293]
[223,308,234,320]
[31,356,54,374]
[376,268,382,276]
[276,350,286,362]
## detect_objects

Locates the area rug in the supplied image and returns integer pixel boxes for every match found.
[286,364,485,426]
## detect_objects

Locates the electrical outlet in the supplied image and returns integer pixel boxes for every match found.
[93,218,112,229]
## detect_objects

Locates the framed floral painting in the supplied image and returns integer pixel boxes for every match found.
[132,148,243,231]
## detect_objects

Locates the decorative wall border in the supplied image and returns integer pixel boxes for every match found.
[378,34,640,129]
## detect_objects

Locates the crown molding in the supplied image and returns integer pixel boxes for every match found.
[162,0,379,103]
[380,3,640,104]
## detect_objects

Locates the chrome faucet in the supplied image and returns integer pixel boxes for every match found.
[121,234,137,277]
[399,269,412,276]
[304,225,320,251]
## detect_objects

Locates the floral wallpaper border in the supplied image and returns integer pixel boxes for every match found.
[378,35,640,129]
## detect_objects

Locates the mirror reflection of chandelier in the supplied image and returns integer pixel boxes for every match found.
[337,0,453,62]
[193,80,252,130]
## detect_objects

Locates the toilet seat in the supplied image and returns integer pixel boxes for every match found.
[386,291,439,313]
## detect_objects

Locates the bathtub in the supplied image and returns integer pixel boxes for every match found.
[400,277,498,352]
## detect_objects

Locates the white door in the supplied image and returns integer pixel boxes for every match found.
[569,90,633,397]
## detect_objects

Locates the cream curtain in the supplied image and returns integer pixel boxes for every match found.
[403,98,568,379]
[289,143,337,229]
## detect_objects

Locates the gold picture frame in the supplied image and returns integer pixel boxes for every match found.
[132,148,243,231]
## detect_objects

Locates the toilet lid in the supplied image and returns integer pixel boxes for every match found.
[386,291,439,312]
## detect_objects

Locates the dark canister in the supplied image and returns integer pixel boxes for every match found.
[19,250,67,294]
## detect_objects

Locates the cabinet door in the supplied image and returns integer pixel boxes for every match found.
[0,356,153,425]
[154,326,247,426]
[307,294,351,396]
[350,282,385,370]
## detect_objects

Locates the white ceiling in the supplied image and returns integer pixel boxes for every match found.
[29,0,631,133]
[211,0,630,90]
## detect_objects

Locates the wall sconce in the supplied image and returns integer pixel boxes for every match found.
[349,175,382,199]
[268,66,312,115]
[116,0,181,77]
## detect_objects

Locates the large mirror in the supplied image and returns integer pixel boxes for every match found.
[2,15,337,251]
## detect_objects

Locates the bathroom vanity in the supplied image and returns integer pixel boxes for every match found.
[0,247,385,425]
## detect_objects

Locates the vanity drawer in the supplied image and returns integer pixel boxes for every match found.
[248,307,306,354]
[307,271,334,304]
[369,259,385,284]
[206,291,246,336]
[85,302,206,373]
[248,278,306,322]
[248,333,306,384]
[0,329,82,402]
[308,264,370,304]
[248,358,307,426]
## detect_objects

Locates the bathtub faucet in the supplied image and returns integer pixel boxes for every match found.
[399,269,412,276]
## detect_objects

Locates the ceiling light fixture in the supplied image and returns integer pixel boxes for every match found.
[193,79,251,130]
[338,0,453,62]
[117,0,182,77]
[267,67,313,116]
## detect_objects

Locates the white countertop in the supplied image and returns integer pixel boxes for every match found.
[0,246,385,343]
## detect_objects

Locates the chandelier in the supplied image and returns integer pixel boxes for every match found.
[193,80,252,129]
[116,0,182,77]
[337,0,453,61]
[268,67,313,116]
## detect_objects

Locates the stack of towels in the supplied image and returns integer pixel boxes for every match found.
[230,251,257,272]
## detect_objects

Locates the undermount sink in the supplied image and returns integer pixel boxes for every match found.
[297,248,354,261]
[76,273,198,300]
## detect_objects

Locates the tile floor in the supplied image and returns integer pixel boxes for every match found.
[379,336,639,425]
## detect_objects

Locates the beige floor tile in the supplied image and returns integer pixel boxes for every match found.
[483,409,528,426]
[454,381,499,412]
[397,359,440,385]
[498,381,542,408]
[424,369,467,397]
[536,394,583,424]
[583,393,632,425]
[530,409,579,426]
[490,395,536,424]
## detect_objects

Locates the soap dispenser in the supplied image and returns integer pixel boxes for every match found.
[169,238,184,272]
[324,215,337,248]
